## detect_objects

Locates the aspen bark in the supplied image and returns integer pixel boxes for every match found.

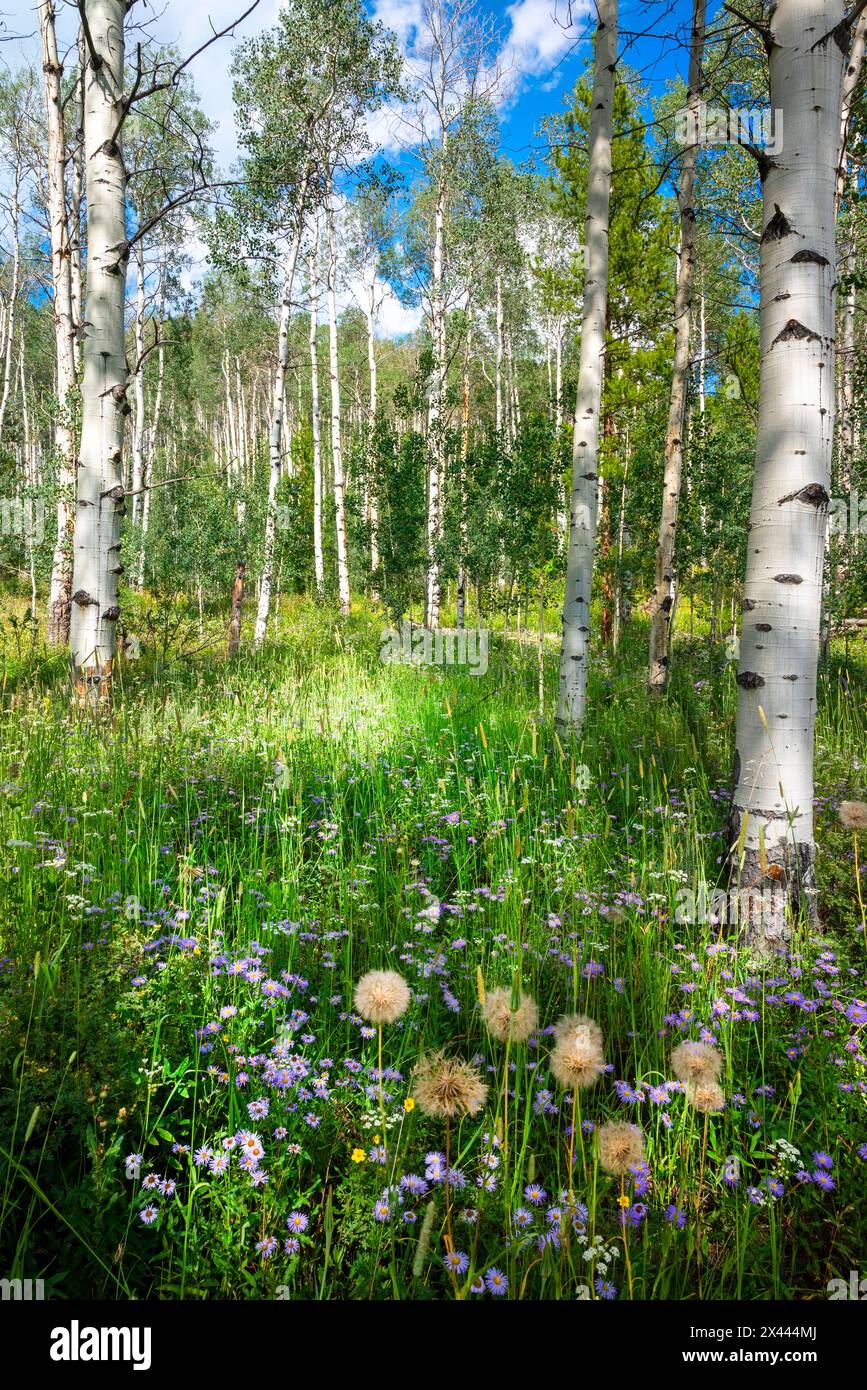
[255,182,309,647]
[555,0,617,733]
[69,0,129,702]
[327,184,351,616]
[647,0,706,691]
[309,223,325,598]
[728,0,847,950]
[40,0,79,647]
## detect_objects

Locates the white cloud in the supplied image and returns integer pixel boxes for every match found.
[373,282,422,339]
[499,0,591,99]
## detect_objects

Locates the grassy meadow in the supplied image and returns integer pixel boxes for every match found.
[1,593,866,1301]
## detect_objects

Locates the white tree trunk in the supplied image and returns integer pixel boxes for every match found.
[426,166,447,629]
[365,278,380,582]
[555,0,618,733]
[70,27,86,372]
[309,222,325,598]
[40,0,79,647]
[0,172,21,441]
[254,184,309,647]
[130,243,146,524]
[327,185,351,616]
[728,0,847,949]
[648,0,706,691]
[69,0,128,700]
[495,272,504,435]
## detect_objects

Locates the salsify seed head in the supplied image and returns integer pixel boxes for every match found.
[671,1041,723,1084]
[553,1012,603,1050]
[411,1051,488,1120]
[687,1080,726,1113]
[482,987,539,1044]
[550,1031,605,1090]
[839,800,867,830]
[354,970,411,1026]
[598,1121,645,1175]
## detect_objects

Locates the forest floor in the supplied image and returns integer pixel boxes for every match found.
[0,596,865,1300]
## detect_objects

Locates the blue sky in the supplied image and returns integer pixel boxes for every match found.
[0,1,702,167]
[0,0,706,333]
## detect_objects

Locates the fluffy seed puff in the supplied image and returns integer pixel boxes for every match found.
[839,800,867,830]
[354,970,411,1026]
[687,1080,726,1113]
[550,1023,605,1090]
[482,987,539,1044]
[553,1012,603,1049]
[598,1122,645,1175]
[412,1051,488,1119]
[671,1041,722,1085]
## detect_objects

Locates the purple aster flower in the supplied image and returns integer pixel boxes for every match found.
[444,1250,469,1274]
[485,1267,507,1295]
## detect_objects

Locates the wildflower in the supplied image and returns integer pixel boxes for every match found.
[284,1237,300,1256]
[595,1277,617,1299]
[812,1170,836,1191]
[400,1174,429,1197]
[485,1267,507,1295]
[373,1199,390,1221]
[286,1211,308,1233]
[139,1205,158,1226]
[412,1052,488,1119]
[598,1122,645,1176]
[671,1041,723,1084]
[482,987,539,1044]
[838,800,867,830]
[256,1236,278,1259]
[513,1207,534,1228]
[444,1250,469,1274]
[404,1097,415,1112]
[812,1151,833,1170]
[470,1276,485,1294]
[524,1183,547,1206]
[665,1204,686,1228]
[351,1148,366,1164]
[354,970,411,1025]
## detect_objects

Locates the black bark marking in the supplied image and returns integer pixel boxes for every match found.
[742,598,756,612]
[790,249,829,265]
[103,606,121,622]
[774,574,802,584]
[72,590,95,607]
[782,674,798,681]
[761,204,794,242]
[771,319,821,347]
[737,671,765,689]
[777,483,829,507]
[755,622,772,632]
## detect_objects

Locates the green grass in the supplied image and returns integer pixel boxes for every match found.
[0,595,865,1300]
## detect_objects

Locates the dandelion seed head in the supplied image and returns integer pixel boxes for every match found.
[354,970,411,1025]
[598,1122,645,1176]
[412,1051,488,1119]
[482,987,539,1044]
